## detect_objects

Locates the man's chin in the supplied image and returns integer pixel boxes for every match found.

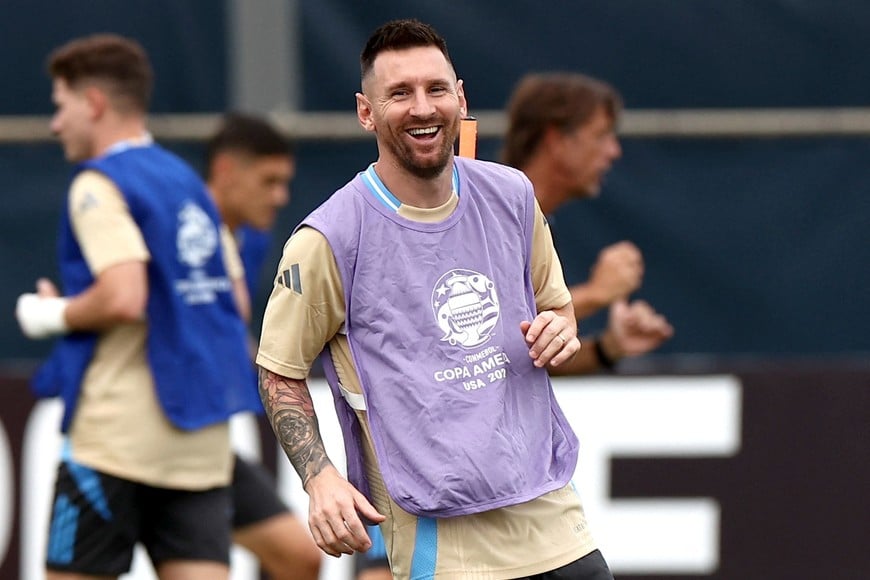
[257,219,277,231]
[587,178,606,196]
[410,164,449,180]
[404,156,451,180]
[572,186,600,199]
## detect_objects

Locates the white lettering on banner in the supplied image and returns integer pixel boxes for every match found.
[0,421,12,570]
[551,376,742,574]
[11,378,739,579]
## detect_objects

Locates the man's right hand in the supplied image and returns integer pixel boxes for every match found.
[570,241,645,319]
[601,299,674,359]
[588,241,644,303]
[305,465,385,557]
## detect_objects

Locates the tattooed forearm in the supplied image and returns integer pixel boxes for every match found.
[258,367,332,488]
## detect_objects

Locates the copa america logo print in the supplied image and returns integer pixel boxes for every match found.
[432,269,500,348]
[176,202,218,268]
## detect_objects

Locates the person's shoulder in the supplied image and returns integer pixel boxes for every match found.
[280,226,334,265]
[308,171,369,216]
[147,143,199,176]
[71,168,116,188]
[287,225,330,247]
[294,171,378,263]
[456,157,524,177]
[69,169,124,206]
[332,170,369,200]
[456,157,530,188]
[146,142,182,161]
[92,143,192,178]
[456,158,532,205]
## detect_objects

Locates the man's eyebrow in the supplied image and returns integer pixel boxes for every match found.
[383,81,409,93]
[384,77,452,92]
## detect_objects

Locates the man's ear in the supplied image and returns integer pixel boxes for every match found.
[542,124,567,154]
[209,152,237,185]
[457,79,468,118]
[83,85,108,120]
[356,92,376,132]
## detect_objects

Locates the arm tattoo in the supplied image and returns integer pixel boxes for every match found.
[258,367,332,488]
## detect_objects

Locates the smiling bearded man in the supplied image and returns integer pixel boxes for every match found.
[254,18,614,580]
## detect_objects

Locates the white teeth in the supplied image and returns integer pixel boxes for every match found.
[408,127,439,136]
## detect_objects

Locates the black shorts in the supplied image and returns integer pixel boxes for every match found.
[353,545,611,578]
[355,552,391,574]
[517,549,614,580]
[45,459,232,576]
[354,524,390,574]
[230,454,290,528]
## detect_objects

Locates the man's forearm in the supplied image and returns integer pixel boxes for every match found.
[570,283,609,320]
[548,338,598,375]
[549,333,620,376]
[257,366,332,489]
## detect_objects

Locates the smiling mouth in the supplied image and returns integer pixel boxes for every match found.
[407,126,440,139]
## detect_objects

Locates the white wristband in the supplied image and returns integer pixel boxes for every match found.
[15,293,70,339]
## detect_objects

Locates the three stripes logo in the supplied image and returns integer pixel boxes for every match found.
[279,263,303,294]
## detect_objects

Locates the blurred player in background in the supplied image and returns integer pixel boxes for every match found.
[207,112,295,300]
[504,72,673,374]
[205,112,321,580]
[15,34,251,579]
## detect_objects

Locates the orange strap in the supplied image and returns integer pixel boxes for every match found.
[458,116,478,159]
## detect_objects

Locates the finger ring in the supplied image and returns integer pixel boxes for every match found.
[556,334,566,343]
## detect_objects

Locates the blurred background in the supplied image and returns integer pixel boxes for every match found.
[2,0,869,362]
[1,1,868,579]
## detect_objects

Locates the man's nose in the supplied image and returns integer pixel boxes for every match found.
[410,89,436,118]
[273,184,290,208]
[609,136,622,160]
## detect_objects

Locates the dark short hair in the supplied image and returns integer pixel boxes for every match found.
[205,112,295,175]
[360,18,452,81]
[502,73,623,169]
[47,33,153,113]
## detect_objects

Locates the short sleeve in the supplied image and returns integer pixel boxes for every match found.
[68,170,150,274]
[530,199,572,312]
[256,226,346,379]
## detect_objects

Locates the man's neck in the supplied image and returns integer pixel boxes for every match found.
[206,184,240,233]
[521,159,566,216]
[93,118,149,158]
[373,158,455,209]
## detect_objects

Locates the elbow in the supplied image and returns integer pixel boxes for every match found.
[103,293,147,324]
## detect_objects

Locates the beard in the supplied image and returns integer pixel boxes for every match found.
[384,115,461,180]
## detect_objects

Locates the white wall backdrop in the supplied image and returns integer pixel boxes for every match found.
[14,376,741,579]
